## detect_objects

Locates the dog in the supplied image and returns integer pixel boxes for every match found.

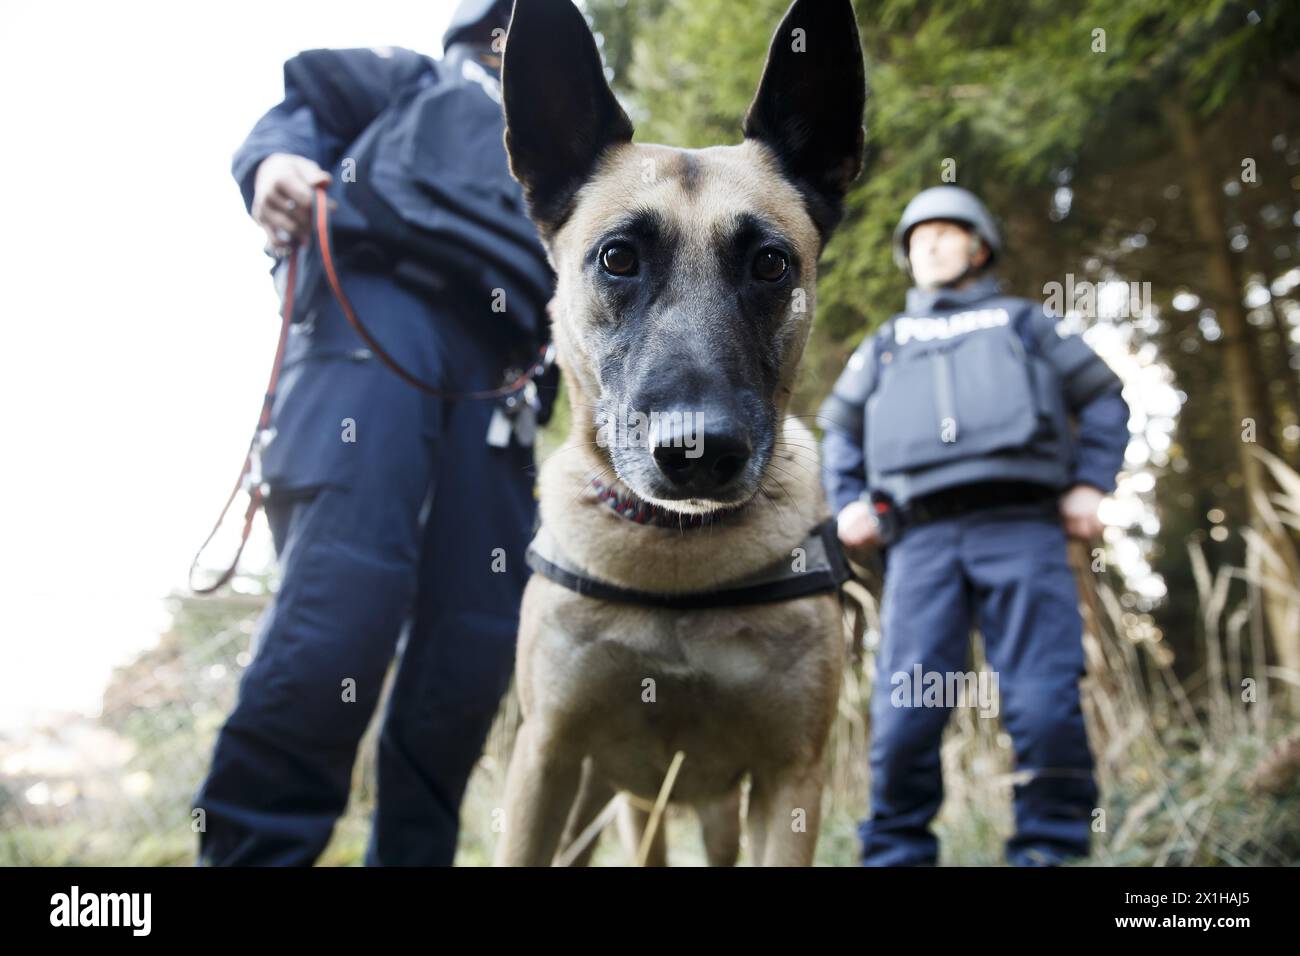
[493,0,866,866]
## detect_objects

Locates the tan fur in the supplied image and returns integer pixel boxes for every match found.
[495,140,845,867]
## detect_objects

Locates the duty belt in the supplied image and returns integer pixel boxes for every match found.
[901,481,1060,529]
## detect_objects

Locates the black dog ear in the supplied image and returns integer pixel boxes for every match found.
[742,0,867,242]
[501,0,635,239]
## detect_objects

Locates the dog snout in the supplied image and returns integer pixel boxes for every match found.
[651,413,752,495]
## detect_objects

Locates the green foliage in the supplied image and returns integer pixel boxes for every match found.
[589,0,1296,334]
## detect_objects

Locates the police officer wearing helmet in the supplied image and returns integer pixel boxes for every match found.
[193,0,556,865]
[819,186,1131,866]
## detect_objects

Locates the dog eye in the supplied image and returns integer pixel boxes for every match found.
[600,243,638,276]
[752,247,788,282]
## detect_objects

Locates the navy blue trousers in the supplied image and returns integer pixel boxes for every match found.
[860,502,1099,866]
[193,270,537,866]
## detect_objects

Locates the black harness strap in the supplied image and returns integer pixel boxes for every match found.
[524,518,852,610]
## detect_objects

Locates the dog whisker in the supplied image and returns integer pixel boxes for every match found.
[767,455,819,480]
[782,413,845,431]
[757,482,792,534]
[764,463,796,499]
[771,443,821,466]
[532,439,607,472]
[774,434,820,449]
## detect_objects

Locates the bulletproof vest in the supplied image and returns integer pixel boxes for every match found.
[294,46,553,346]
[862,292,1076,504]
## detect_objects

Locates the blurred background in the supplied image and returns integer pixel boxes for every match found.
[3,0,1299,865]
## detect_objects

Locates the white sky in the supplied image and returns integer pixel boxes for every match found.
[0,0,460,730]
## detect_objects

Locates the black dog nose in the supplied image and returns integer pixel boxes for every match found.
[652,419,751,494]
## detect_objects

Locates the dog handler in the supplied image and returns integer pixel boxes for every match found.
[818,186,1131,866]
[192,0,556,865]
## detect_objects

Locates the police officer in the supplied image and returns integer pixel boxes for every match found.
[819,186,1131,866]
[193,0,555,865]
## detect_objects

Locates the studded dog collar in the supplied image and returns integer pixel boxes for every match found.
[587,473,757,530]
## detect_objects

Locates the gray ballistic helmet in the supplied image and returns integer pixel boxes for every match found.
[892,186,1002,272]
[443,0,512,51]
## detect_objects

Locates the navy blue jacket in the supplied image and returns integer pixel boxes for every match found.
[233,44,552,345]
[231,45,556,495]
[234,46,432,219]
[819,275,1130,513]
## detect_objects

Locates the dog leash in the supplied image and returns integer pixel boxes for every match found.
[189,183,554,594]
[187,247,299,595]
[312,184,554,400]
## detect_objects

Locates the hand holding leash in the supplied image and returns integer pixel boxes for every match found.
[192,183,555,593]
[251,153,333,254]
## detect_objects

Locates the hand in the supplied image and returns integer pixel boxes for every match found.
[837,500,882,551]
[251,153,332,253]
[1059,484,1105,541]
